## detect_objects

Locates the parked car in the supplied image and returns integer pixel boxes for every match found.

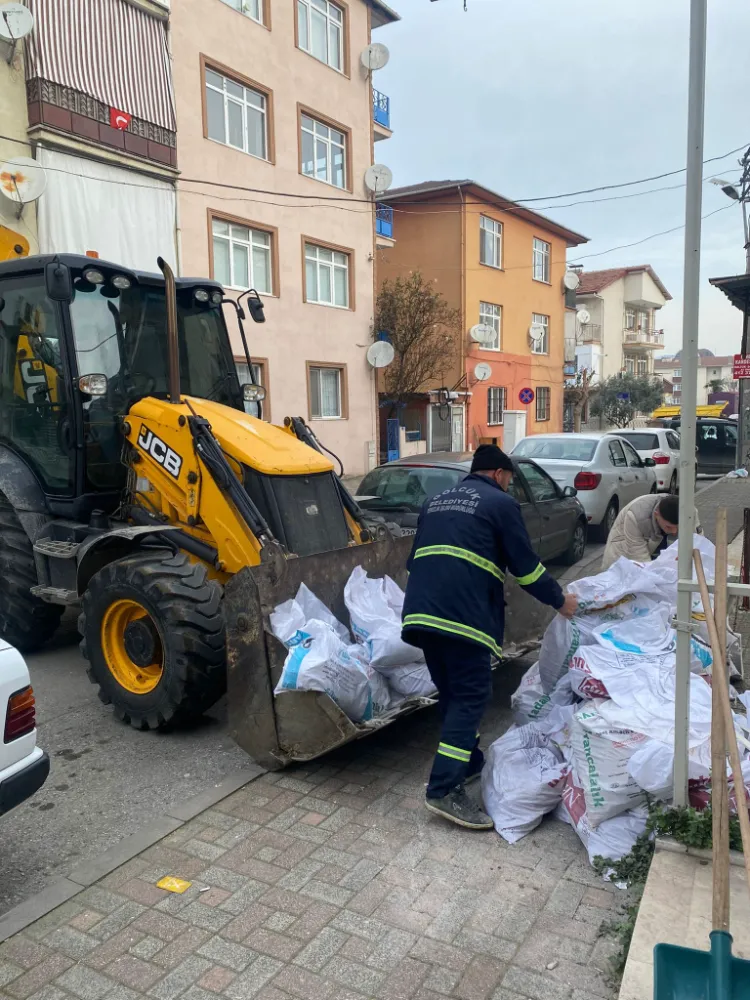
[0,641,48,816]
[510,432,657,540]
[355,452,588,565]
[672,418,737,477]
[618,428,681,493]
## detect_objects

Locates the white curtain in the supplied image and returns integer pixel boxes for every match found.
[36,148,176,273]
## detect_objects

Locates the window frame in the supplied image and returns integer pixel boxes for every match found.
[535,386,551,422]
[608,439,627,468]
[531,313,550,355]
[216,0,270,28]
[532,237,551,283]
[479,214,503,269]
[487,386,506,426]
[201,56,275,163]
[306,361,348,420]
[235,355,271,420]
[478,301,501,351]
[208,210,279,297]
[302,236,354,310]
[295,0,349,75]
[297,104,351,192]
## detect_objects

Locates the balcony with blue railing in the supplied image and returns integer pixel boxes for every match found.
[372,88,391,136]
[375,204,393,240]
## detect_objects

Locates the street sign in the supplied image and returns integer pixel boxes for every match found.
[519,387,534,404]
[733,354,750,379]
[617,392,630,401]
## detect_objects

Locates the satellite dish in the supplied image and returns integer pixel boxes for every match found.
[563,270,580,291]
[469,323,496,345]
[576,308,591,325]
[474,362,492,382]
[364,164,393,195]
[360,42,389,71]
[0,157,47,216]
[529,322,545,341]
[367,341,395,368]
[0,2,34,42]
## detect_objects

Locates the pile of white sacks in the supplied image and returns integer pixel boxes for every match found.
[482,534,750,867]
[270,566,436,723]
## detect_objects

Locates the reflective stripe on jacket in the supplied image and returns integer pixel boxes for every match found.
[401,472,565,656]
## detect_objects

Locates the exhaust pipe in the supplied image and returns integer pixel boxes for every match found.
[157,256,180,404]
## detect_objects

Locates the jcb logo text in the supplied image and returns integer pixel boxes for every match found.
[137,426,182,478]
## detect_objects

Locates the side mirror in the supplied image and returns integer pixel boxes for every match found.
[243,383,266,403]
[644,457,656,467]
[562,485,578,497]
[246,290,266,324]
[45,261,72,302]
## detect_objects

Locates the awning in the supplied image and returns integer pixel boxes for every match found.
[708,273,750,312]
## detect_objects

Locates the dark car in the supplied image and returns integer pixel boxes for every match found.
[649,418,738,476]
[355,452,588,565]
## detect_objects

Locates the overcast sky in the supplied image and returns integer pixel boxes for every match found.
[374,0,750,359]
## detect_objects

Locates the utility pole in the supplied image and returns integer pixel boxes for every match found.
[738,148,750,469]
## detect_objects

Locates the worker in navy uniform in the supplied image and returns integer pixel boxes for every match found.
[402,444,578,830]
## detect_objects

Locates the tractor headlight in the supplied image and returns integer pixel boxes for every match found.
[211,290,223,305]
[111,274,132,290]
[79,373,108,396]
[83,268,104,285]
[243,384,266,402]
[194,289,210,303]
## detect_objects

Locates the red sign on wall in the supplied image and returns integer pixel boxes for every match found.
[733,354,750,379]
[109,108,132,131]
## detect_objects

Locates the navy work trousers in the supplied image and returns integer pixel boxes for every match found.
[417,632,493,799]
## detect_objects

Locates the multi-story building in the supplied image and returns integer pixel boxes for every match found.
[376,180,587,452]
[0,11,36,261]
[573,265,671,383]
[654,352,739,409]
[170,0,399,476]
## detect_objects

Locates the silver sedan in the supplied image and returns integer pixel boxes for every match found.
[510,432,657,539]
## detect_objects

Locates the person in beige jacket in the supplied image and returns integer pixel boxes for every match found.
[601,493,701,570]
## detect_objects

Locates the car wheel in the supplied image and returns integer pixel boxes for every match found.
[561,520,587,566]
[649,483,657,494]
[669,471,678,494]
[596,499,618,542]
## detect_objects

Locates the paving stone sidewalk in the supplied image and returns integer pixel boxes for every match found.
[0,664,622,1000]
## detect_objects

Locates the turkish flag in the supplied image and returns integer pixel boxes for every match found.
[109,108,132,130]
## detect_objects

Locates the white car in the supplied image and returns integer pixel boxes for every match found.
[510,432,657,540]
[0,640,48,816]
[618,428,681,494]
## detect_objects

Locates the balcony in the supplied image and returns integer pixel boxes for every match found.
[577,322,602,344]
[375,203,393,239]
[372,88,392,140]
[623,329,665,349]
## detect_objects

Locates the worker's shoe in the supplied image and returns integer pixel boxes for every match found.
[425,785,494,830]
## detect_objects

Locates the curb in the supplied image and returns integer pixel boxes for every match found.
[0,764,265,945]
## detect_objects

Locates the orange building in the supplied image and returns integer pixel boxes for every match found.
[376,180,588,453]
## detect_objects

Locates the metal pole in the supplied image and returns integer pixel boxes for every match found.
[673,0,707,807]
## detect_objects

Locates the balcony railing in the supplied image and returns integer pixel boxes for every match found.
[623,329,665,348]
[577,322,602,344]
[372,89,391,130]
[375,203,393,238]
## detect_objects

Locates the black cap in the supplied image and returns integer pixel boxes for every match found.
[470,444,514,473]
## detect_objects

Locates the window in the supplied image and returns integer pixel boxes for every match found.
[308,364,345,419]
[479,301,501,350]
[357,465,463,513]
[304,242,350,307]
[218,0,263,24]
[518,462,559,503]
[638,310,650,332]
[301,113,347,189]
[637,358,648,376]
[673,369,681,378]
[608,440,627,467]
[205,67,268,160]
[532,238,551,282]
[479,215,502,268]
[536,386,551,421]
[212,218,272,293]
[621,440,643,468]
[487,386,505,425]
[297,0,344,71]
[531,313,549,354]
[236,358,267,418]
[625,309,635,330]
[666,431,681,450]
[625,357,635,375]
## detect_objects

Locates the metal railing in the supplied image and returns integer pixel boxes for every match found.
[623,329,665,347]
[372,89,390,129]
[577,322,602,343]
[375,203,393,238]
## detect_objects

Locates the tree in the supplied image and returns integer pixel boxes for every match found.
[374,272,461,406]
[589,373,663,428]
[706,376,729,394]
[563,368,595,433]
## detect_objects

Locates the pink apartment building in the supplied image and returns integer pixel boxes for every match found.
[171,0,399,476]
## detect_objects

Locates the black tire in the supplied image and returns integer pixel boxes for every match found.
[649,483,657,494]
[0,494,63,652]
[596,499,619,542]
[79,551,225,730]
[669,471,678,494]
[561,519,587,566]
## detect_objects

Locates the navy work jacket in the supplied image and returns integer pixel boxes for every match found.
[401,472,564,657]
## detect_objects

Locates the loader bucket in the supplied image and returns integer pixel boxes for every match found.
[224,534,560,770]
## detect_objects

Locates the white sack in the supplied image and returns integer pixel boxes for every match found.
[511,661,577,726]
[482,725,568,844]
[294,583,350,642]
[386,662,436,699]
[345,566,424,668]
[366,663,392,715]
[558,766,650,865]
[570,702,648,825]
[627,738,713,801]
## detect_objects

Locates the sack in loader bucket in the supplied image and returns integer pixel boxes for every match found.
[345,566,425,669]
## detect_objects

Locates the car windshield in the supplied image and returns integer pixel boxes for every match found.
[619,432,659,450]
[69,275,243,409]
[513,437,597,462]
[357,465,465,511]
